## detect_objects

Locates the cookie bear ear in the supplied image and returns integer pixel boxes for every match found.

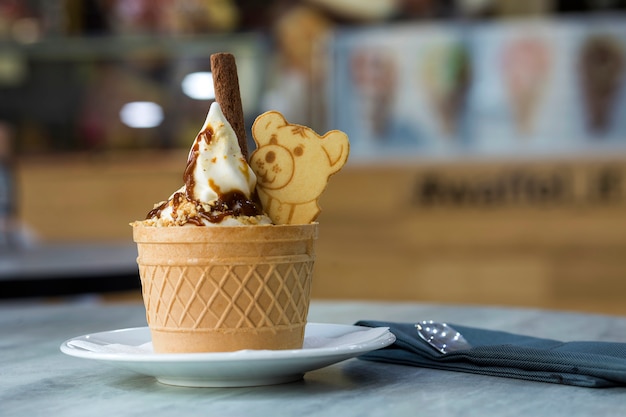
[252,111,289,146]
[321,130,350,174]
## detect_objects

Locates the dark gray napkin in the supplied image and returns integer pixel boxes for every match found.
[355,320,626,388]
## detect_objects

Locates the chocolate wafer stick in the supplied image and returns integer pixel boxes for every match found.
[211,52,248,159]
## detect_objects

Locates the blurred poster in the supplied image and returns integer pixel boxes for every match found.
[418,36,471,141]
[574,23,626,143]
[327,19,626,161]
[328,25,471,159]
[467,21,578,154]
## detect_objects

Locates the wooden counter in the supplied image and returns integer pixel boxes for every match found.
[15,153,626,315]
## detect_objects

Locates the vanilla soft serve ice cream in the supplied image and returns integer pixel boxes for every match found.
[137,102,272,227]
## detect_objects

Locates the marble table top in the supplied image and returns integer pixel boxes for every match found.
[1,300,625,416]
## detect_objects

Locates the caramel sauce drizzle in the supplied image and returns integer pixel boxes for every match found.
[146,125,263,224]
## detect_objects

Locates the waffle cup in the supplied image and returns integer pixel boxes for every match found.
[133,223,318,353]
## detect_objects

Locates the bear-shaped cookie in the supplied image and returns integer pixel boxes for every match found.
[250,111,350,225]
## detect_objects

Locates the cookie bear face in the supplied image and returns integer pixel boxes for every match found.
[252,135,296,191]
[250,111,349,224]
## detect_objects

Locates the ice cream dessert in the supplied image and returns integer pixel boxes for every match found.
[131,52,349,354]
[136,102,272,228]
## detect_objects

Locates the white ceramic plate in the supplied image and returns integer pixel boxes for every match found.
[60,323,395,387]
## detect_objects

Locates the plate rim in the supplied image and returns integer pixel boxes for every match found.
[60,322,396,363]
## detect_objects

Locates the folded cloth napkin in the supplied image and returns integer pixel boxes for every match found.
[355,320,626,388]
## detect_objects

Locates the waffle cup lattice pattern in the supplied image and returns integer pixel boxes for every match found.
[140,257,314,331]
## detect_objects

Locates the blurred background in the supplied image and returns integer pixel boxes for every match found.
[0,0,625,313]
